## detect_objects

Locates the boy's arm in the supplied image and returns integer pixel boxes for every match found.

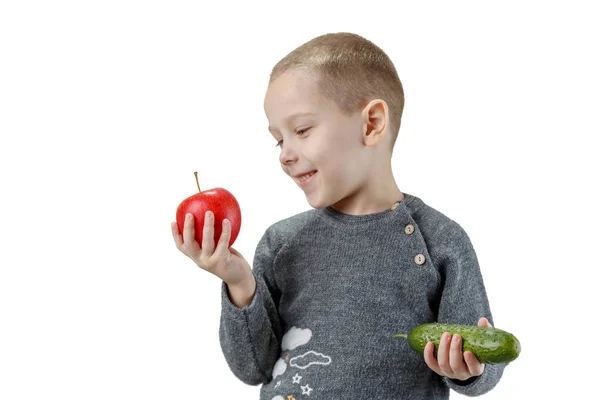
[218,227,283,386]
[436,222,506,396]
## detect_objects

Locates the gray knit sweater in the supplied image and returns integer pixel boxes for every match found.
[219,192,506,399]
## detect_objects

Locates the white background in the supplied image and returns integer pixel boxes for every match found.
[1,1,598,398]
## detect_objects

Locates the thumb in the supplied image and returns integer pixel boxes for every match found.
[478,317,492,328]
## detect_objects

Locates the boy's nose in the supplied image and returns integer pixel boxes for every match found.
[279,145,298,165]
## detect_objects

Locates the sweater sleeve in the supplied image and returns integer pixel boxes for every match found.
[218,227,284,386]
[437,222,506,397]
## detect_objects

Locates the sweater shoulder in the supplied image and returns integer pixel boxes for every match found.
[406,195,471,255]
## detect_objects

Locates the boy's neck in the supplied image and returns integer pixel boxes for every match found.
[329,168,404,215]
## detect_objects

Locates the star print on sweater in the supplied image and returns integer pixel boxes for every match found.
[301,384,313,396]
[292,373,302,384]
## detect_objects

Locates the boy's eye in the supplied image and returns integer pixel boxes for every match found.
[274,128,310,148]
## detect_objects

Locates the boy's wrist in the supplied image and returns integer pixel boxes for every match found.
[226,276,257,308]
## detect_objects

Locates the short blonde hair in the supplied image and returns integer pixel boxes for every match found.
[270,32,405,148]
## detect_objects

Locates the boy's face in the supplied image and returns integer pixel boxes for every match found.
[264,68,369,209]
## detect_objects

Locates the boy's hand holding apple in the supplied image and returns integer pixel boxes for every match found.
[171,173,256,308]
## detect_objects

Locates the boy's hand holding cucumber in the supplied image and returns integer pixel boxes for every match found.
[423,317,490,381]
[394,317,521,381]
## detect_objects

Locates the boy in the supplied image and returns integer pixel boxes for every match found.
[172,32,506,399]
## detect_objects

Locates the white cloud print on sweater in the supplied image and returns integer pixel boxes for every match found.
[290,351,332,370]
[272,358,288,379]
[272,327,312,379]
[271,326,333,399]
[282,326,312,351]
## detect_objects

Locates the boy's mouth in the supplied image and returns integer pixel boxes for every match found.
[296,170,317,186]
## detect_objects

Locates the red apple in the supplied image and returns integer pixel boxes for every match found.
[176,172,241,248]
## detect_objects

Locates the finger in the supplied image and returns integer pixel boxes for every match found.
[423,342,442,375]
[171,221,183,248]
[449,334,468,377]
[437,332,452,376]
[478,317,492,328]
[215,218,232,255]
[464,351,485,376]
[202,210,215,254]
[183,213,196,246]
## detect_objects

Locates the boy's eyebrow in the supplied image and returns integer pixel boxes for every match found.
[268,112,317,133]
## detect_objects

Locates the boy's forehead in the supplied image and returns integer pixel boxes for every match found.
[266,75,313,103]
[264,71,324,120]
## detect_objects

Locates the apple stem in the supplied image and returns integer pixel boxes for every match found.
[194,171,201,192]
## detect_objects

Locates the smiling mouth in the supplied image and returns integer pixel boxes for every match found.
[298,171,317,182]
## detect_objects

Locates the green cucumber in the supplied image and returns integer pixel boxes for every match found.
[393,323,521,364]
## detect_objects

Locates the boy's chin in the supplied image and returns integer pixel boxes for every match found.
[305,195,327,209]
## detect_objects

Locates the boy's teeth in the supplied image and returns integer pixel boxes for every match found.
[299,171,315,181]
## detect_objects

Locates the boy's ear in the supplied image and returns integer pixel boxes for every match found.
[361,99,388,147]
